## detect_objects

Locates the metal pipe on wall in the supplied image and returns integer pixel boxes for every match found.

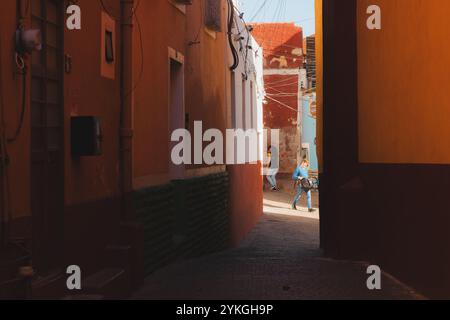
[120,0,135,220]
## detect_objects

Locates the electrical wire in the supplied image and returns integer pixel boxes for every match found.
[232,14,247,76]
[7,63,27,143]
[265,75,298,86]
[267,79,300,89]
[7,2,30,144]
[249,0,269,22]
[232,4,254,78]
[188,0,203,46]
[252,0,288,59]
[123,0,144,99]
[266,93,297,97]
[265,95,297,112]
[228,0,239,71]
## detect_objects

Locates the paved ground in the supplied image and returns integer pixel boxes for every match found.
[133,190,424,300]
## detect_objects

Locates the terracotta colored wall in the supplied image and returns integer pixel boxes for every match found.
[358,0,450,164]
[64,0,122,206]
[252,24,303,174]
[0,1,123,273]
[132,1,185,186]
[264,75,299,128]
[228,164,263,246]
[264,75,299,173]
[0,1,31,223]
[184,0,228,173]
[132,0,229,188]
[0,0,123,219]
[252,23,304,70]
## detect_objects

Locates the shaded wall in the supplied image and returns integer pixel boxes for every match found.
[63,0,122,273]
[321,0,450,299]
[0,0,31,238]
[355,0,450,298]
[0,0,123,274]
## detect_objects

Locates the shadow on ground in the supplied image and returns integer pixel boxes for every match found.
[132,191,424,300]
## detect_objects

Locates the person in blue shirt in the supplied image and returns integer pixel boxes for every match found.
[292,159,316,212]
[266,145,279,191]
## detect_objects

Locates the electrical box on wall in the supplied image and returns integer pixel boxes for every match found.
[71,117,103,157]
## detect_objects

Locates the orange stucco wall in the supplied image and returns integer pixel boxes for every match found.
[0,0,122,233]
[132,0,262,244]
[315,0,323,172]
[1,0,262,261]
[0,1,31,221]
[132,0,229,188]
[228,164,263,246]
[132,1,185,184]
[64,1,122,205]
[358,0,450,164]
[184,3,228,150]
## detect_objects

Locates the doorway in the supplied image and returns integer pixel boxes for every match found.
[30,0,65,273]
[169,53,185,180]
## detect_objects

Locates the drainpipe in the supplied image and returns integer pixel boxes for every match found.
[120,0,134,221]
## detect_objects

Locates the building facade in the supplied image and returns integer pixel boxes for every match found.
[319,0,450,299]
[301,93,318,173]
[252,23,304,175]
[227,0,264,246]
[0,0,265,299]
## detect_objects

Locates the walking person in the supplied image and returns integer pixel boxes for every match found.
[292,159,316,212]
[266,145,279,191]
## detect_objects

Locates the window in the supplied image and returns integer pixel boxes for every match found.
[101,12,115,79]
[105,31,114,63]
[204,0,222,32]
[169,0,187,14]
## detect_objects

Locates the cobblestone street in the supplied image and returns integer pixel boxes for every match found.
[133,191,425,300]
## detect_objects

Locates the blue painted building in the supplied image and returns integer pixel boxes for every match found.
[301,93,319,172]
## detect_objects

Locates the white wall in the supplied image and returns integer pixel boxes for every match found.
[227,7,264,163]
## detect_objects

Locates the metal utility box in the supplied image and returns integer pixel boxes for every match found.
[71,116,103,157]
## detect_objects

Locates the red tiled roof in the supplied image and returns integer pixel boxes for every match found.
[251,23,303,69]
[251,23,303,54]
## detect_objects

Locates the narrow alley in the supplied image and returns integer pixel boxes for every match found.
[133,192,423,300]
[3,0,450,302]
